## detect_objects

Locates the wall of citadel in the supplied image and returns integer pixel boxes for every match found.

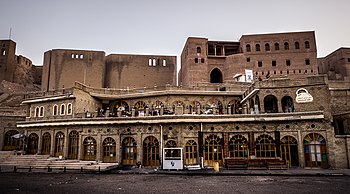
[104,54,176,89]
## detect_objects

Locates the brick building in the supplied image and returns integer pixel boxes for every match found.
[2,31,350,169]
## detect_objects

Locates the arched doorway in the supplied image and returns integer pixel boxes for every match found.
[255,134,276,158]
[41,132,51,155]
[280,136,299,167]
[185,140,198,165]
[102,137,116,163]
[164,140,179,158]
[68,131,79,159]
[83,136,97,161]
[229,135,248,158]
[143,136,160,167]
[281,96,294,113]
[113,100,130,117]
[54,132,65,157]
[27,133,39,154]
[122,137,137,165]
[204,134,223,166]
[210,68,223,83]
[304,133,328,168]
[264,95,278,113]
[3,130,22,151]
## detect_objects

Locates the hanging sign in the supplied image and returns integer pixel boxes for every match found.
[295,88,313,103]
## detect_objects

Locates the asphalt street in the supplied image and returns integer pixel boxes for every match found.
[0,173,349,194]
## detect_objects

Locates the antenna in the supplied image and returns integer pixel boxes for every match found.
[9,28,12,39]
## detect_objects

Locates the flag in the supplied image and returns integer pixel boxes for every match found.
[245,69,253,82]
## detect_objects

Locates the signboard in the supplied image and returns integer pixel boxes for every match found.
[245,69,253,82]
[295,88,313,103]
[163,148,183,170]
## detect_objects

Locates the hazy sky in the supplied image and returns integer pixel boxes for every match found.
[1,0,349,66]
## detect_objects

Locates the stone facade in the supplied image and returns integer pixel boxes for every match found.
[42,50,177,91]
[0,40,42,86]
[318,48,350,81]
[1,31,349,169]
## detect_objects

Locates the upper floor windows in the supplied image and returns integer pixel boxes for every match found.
[258,61,262,67]
[255,44,261,52]
[197,47,201,54]
[265,43,270,51]
[246,44,251,52]
[274,43,280,50]
[305,41,310,49]
[284,42,289,50]
[163,59,166,66]
[295,42,300,49]
[35,106,44,117]
[67,103,72,115]
[71,53,84,59]
[53,104,58,116]
[1,49,5,56]
[60,104,66,115]
[305,59,310,65]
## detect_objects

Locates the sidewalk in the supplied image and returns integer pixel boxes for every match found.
[113,167,350,176]
[1,165,349,176]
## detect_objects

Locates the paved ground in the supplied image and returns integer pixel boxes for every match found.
[0,172,349,194]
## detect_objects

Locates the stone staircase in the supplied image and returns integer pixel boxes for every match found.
[0,151,118,172]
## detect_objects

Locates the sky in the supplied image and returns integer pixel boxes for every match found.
[0,0,350,67]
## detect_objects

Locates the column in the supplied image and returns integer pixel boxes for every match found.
[63,128,69,158]
[78,134,83,160]
[50,130,55,156]
[223,132,229,159]
[37,129,42,154]
[96,133,102,162]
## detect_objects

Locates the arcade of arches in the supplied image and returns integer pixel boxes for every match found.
[3,130,329,168]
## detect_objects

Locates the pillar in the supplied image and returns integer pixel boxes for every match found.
[37,129,42,154]
[50,130,55,156]
[63,128,69,158]
[96,133,102,162]
[78,134,83,160]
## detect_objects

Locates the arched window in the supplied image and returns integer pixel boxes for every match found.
[165,140,178,158]
[83,136,97,161]
[305,41,310,49]
[295,42,300,49]
[27,133,39,154]
[53,105,58,116]
[304,133,328,168]
[60,104,65,115]
[102,137,116,163]
[255,134,276,158]
[122,137,137,165]
[280,136,298,167]
[143,136,160,166]
[281,96,294,113]
[68,131,79,159]
[264,95,278,113]
[196,47,201,54]
[210,68,223,83]
[255,44,260,52]
[274,43,280,50]
[3,130,22,151]
[265,43,270,51]
[185,140,198,165]
[204,134,223,166]
[55,132,65,157]
[229,135,248,158]
[284,42,289,50]
[35,107,39,117]
[246,44,251,52]
[41,132,51,155]
[39,106,44,117]
[67,103,72,115]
